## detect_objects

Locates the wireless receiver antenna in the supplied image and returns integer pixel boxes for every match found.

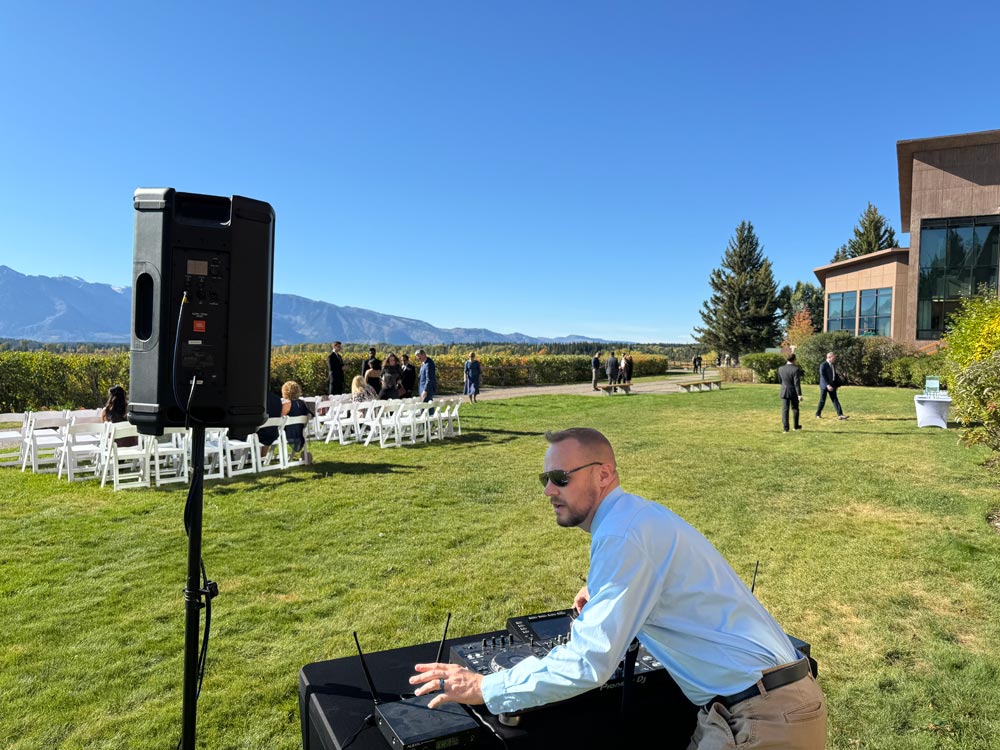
[434,612,452,664]
[353,619,481,750]
[352,631,381,705]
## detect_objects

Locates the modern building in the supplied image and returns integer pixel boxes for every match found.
[815,129,1000,346]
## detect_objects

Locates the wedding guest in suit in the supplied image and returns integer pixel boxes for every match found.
[778,353,803,432]
[816,351,848,420]
[591,351,602,391]
[400,354,417,398]
[327,341,345,395]
[464,352,482,403]
[416,349,437,402]
[605,351,619,391]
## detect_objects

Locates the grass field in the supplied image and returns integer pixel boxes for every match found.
[3,384,999,749]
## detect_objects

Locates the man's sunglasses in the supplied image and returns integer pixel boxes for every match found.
[539,461,601,488]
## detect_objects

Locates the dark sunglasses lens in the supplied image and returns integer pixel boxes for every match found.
[539,470,570,488]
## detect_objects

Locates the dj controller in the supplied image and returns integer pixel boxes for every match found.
[449,608,670,725]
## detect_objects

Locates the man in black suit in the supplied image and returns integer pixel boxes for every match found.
[816,351,848,420]
[591,351,601,391]
[326,341,344,395]
[778,353,803,432]
[400,354,417,397]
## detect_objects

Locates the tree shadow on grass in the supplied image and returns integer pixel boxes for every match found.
[201,462,419,493]
[447,427,545,446]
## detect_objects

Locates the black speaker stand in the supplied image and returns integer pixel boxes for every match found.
[182,425,206,750]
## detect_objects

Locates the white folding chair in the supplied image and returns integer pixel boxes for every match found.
[70,409,104,424]
[332,402,361,445]
[224,430,259,477]
[101,423,151,491]
[354,400,384,445]
[445,397,463,436]
[0,412,27,467]
[57,422,107,481]
[21,412,70,473]
[256,417,285,472]
[148,427,191,486]
[203,429,227,480]
[281,415,311,468]
[311,399,336,440]
[396,401,427,445]
[365,400,400,448]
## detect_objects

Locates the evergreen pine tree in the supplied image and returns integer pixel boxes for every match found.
[694,221,781,362]
[830,203,898,262]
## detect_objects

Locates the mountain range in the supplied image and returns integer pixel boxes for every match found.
[0,265,602,345]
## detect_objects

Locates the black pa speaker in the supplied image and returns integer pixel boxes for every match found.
[128,188,275,438]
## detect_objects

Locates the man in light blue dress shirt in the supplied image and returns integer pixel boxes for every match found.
[411,427,826,748]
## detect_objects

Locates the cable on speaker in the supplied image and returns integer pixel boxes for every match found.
[339,713,376,750]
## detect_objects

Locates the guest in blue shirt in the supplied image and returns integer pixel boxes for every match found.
[410,428,826,749]
[416,348,436,403]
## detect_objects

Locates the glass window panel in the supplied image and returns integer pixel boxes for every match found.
[918,268,944,300]
[948,227,973,267]
[975,225,999,266]
[973,266,998,293]
[942,300,962,331]
[877,290,893,315]
[945,267,972,298]
[876,316,891,337]
[860,291,876,317]
[859,316,875,334]
[920,228,947,268]
[842,292,857,317]
[917,300,932,331]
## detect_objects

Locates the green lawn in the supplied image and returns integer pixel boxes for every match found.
[3,385,999,749]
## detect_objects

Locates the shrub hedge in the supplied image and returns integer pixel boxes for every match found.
[943,292,1000,467]
[0,351,675,411]
[741,353,786,384]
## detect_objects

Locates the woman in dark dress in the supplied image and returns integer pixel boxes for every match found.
[281,381,313,456]
[463,352,482,403]
[101,385,138,446]
[379,353,403,399]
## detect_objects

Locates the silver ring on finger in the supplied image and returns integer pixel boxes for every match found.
[439,678,446,692]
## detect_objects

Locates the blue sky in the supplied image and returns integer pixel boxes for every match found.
[2,1,999,342]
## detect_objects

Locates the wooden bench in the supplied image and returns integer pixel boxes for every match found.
[675,378,722,393]
[597,382,633,395]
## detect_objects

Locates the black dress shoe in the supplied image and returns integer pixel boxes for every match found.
[794,426,802,430]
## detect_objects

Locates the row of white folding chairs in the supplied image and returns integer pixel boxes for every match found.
[207,415,312,478]
[1,409,102,473]
[8,413,311,490]
[316,396,463,448]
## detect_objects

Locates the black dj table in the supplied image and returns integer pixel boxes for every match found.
[298,630,699,750]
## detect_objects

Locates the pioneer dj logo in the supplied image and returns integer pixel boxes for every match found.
[599,675,646,691]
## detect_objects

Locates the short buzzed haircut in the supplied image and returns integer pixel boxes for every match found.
[415,349,426,356]
[787,353,796,362]
[545,428,614,457]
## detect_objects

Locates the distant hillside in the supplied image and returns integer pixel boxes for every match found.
[0,266,606,345]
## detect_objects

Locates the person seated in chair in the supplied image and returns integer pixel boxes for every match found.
[281,381,313,461]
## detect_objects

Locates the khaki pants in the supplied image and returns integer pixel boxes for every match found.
[687,671,826,749]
